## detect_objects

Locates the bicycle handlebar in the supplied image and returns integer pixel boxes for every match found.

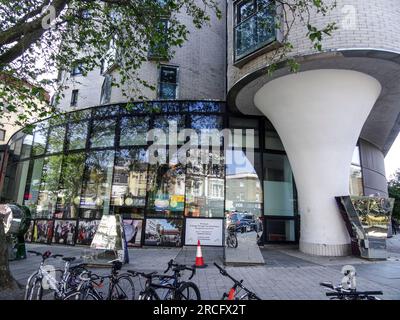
[28,250,64,260]
[164,259,196,280]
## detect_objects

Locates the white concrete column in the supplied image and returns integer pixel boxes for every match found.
[254,69,381,256]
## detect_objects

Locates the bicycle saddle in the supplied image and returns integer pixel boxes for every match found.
[62,257,76,262]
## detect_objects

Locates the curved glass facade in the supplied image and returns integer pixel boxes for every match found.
[0,101,300,246]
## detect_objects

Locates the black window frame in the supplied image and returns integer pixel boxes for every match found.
[158,65,179,100]
[70,89,79,107]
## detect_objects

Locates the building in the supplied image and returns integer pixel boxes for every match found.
[1,0,399,256]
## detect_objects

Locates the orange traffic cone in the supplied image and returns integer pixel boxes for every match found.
[193,240,207,268]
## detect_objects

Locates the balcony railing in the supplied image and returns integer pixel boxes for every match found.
[234,7,276,61]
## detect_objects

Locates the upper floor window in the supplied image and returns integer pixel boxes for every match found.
[100,74,112,105]
[0,129,5,141]
[70,89,79,107]
[71,63,84,76]
[234,0,276,61]
[158,65,178,100]
[148,19,169,60]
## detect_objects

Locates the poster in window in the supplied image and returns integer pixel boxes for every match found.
[184,218,223,246]
[25,220,35,242]
[32,220,54,244]
[52,220,77,245]
[76,220,100,245]
[144,219,183,247]
[123,219,143,247]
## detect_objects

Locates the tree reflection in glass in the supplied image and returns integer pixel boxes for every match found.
[67,121,88,150]
[111,148,149,217]
[90,119,116,148]
[36,155,63,219]
[147,151,186,217]
[54,153,86,219]
[80,150,114,219]
[46,125,66,154]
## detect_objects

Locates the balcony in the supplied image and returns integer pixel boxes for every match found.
[234,7,276,62]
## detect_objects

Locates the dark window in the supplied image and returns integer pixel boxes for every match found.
[70,90,79,107]
[100,74,112,104]
[71,63,83,76]
[234,0,276,61]
[0,129,5,141]
[148,19,169,59]
[158,65,178,99]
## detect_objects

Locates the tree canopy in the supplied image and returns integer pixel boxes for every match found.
[0,0,337,128]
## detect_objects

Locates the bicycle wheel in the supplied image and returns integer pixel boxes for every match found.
[176,282,201,300]
[138,287,160,300]
[110,274,135,300]
[63,288,100,300]
[227,234,238,248]
[25,274,43,300]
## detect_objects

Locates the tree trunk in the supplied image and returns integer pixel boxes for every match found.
[0,219,18,289]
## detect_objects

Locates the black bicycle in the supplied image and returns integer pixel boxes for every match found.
[226,224,238,248]
[130,259,201,300]
[320,282,383,300]
[214,263,261,300]
[63,259,134,300]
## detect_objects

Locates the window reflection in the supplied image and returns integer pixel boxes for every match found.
[225,150,262,217]
[54,153,86,219]
[36,155,63,219]
[90,119,116,148]
[147,152,185,217]
[153,115,185,145]
[185,149,225,218]
[24,158,45,215]
[80,150,114,219]
[47,125,66,154]
[32,129,48,156]
[120,116,150,146]
[111,149,149,217]
[190,115,223,146]
[67,121,88,150]
[263,154,295,216]
[21,134,33,158]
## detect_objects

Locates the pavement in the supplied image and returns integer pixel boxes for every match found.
[2,235,400,300]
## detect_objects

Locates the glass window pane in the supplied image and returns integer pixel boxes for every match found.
[111,149,148,217]
[229,117,259,148]
[153,115,185,145]
[90,119,116,148]
[185,149,225,218]
[147,153,185,217]
[265,219,296,242]
[190,115,223,146]
[80,150,114,219]
[24,158,45,215]
[67,121,88,150]
[237,0,255,23]
[120,116,150,146]
[225,150,262,217]
[159,83,177,99]
[36,155,63,219]
[47,125,66,154]
[265,120,284,151]
[54,153,86,219]
[32,129,48,156]
[123,219,143,247]
[21,134,33,158]
[263,154,295,216]
[160,66,177,83]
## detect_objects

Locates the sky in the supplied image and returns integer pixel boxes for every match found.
[385,133,400,180]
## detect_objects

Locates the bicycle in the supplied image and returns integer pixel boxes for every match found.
[226,224,238,248]
[130,259,201,300]
[214,263,261,300]
[63,259,134,300]
[25,250,88,300]
[320,282,383,300]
